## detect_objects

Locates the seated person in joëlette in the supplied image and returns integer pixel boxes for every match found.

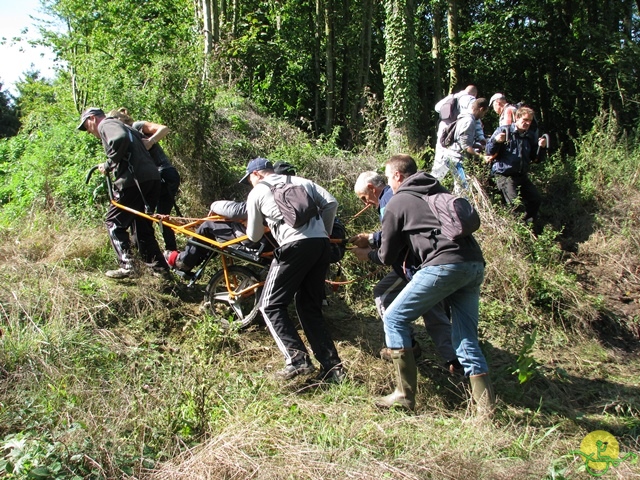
[164,200,277,273]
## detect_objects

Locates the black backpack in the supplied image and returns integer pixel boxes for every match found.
[260,176,320,228]
[439,119,459,147]
[328,217,347,264]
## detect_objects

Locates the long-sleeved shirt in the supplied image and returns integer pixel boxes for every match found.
[445,112,478,160]
[99,118,159,190]
[245,174,337,247]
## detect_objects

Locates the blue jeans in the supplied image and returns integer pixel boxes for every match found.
[383,261,487,376]
[445,157,469,196]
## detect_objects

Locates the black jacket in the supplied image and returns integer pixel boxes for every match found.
[374,172,484,269]
[99,118,160,190]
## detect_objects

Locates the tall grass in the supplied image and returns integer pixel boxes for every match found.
[1,107,640,478]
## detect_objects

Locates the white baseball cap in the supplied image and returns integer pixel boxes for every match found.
[489,93,505,107]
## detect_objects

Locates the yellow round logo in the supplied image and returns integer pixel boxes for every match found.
[579,430,619,473]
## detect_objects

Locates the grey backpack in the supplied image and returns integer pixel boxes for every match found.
[261,176,320,228]
[405,190,480,240]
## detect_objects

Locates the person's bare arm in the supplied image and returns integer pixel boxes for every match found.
[140,121,170,150]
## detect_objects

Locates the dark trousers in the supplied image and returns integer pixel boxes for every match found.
[157,167,181,251]
[105,180,168,270]
[494,173,541,222]
[178,220,250,270]
[259,238,341,371]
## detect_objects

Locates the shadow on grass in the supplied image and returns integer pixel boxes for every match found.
[323,294,640,437]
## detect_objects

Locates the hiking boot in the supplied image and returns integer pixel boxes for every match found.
[470,373,496,418]
[274,362,316,381]
[313,365,347,384]
[105,267,135,279]
[380,340,421,362]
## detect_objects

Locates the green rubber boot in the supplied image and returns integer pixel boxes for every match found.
[470,373,495,417]
[376,349,417,411]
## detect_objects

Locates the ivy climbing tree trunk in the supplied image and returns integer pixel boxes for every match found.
[383,0,419,152]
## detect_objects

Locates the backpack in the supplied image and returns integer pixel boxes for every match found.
[328,217,347,264]
[260,176,320,228]
[405,190,480,240]
[439,119,459,147]
[437,94,459,125]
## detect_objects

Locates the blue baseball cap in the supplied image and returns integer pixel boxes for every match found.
[239,157,273,184]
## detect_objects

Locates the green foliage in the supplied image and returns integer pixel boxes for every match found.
[382,0,420,150]
[574,113,640,199]
[510,329,539,384]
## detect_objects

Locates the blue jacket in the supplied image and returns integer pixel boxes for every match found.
[486,124,541,176]
[370,184,424,281]
[371,185,394,247]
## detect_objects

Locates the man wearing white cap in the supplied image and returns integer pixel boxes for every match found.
[489,93,517,127]
[240,158,345,384]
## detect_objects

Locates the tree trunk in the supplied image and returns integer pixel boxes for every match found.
[446,0,459,93]
[221,0,227,24]
[383,0,419,152]
[431,2,443,99]
[325,0,336,134]
[352,0,373,137]
[232,0,239,37]
[313,0,322,135]
[212,0,219,43]
[202,0,212,55]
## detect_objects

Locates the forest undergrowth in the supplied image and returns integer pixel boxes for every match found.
[1,103,639,479]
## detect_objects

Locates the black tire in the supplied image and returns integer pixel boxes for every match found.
[204,265,262,329]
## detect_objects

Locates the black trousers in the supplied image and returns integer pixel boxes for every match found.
[157,166,181,251]
[494,173,541,222]
[259,237,341,371]
[177,220,262,271]
[105,180,168,270]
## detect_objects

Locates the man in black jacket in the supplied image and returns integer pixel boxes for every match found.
[353,154,493,415]
[78,107,169,278]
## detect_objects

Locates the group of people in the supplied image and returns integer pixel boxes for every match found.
[77,95,551,416]
[432,85,548,225]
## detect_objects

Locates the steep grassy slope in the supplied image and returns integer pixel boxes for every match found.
[1,102,639,479]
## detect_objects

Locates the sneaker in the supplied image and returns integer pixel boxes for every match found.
[164,250,179,268]
[105,267,135,279]
[274,362,316,380]
[313,365,347,384]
